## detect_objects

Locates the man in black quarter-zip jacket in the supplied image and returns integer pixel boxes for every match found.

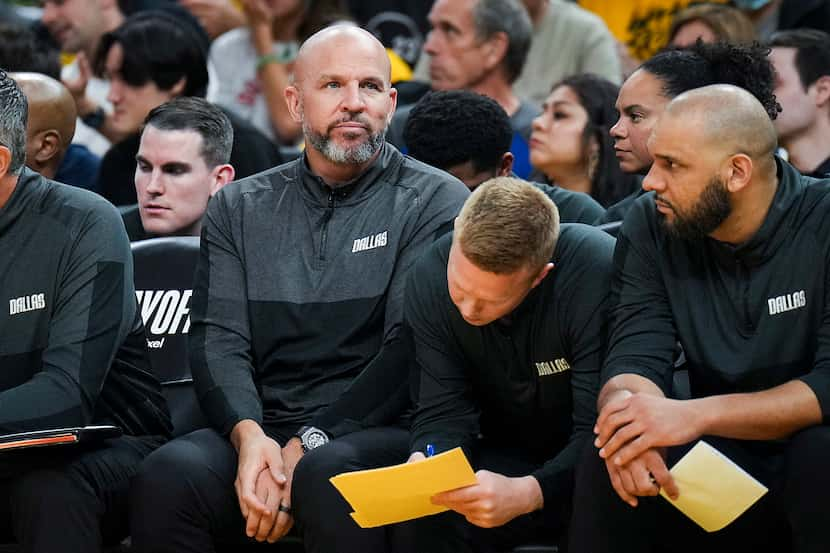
[130,25,469,553]
[570,85,830,553]
[396,177,614,552]
[0,71,171,552]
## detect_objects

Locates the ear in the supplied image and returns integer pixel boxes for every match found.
[33,130,61,164]
[284,84,304,124]
[209,164,235,195]
[386,86,398,125]
[482,32,509,71]
[811,75,830,108]
[726,153,753,194]
[531,262,555,288]
[498,152,514,176]
[0,144,12,179]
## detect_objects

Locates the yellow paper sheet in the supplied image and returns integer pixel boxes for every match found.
[660,440,768,532]
[330,447,478,528]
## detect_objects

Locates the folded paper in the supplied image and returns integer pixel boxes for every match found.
[660,440,768,532]
[330,447,478,528]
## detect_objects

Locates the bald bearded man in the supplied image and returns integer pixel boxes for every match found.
[13,72,100,190]
[129,25,468,553]
[569,84,830,553]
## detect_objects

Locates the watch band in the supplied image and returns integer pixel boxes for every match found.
[81,106,106,130]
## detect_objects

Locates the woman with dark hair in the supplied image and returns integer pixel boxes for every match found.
[530,73,640,208]
[599,40,781,222]
[208,0,350,144]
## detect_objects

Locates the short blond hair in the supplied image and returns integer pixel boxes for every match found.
[455,177,559,274]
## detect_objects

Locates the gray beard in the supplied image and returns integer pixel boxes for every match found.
[304,121,386,165]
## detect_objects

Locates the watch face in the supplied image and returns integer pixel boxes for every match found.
[305,429,328,450]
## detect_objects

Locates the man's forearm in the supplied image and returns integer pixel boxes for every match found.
[694,379,822,441]
[598,373,665,411]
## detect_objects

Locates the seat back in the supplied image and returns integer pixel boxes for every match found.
[131,237,206,436]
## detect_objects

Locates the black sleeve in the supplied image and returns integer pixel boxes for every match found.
[190,191,263,435]
[602,199,677,394]
[531,228,614,505]
[407,245,480,457]
[0,198,138,432]
[309,180,469,438]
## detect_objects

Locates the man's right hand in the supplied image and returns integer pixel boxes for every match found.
[231,420,287,538]
[407,451,426,463]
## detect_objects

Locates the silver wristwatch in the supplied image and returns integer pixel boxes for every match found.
[297,426,329,453]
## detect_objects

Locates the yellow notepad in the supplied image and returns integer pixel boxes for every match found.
[330,447,478,528]
[659,440,768,532]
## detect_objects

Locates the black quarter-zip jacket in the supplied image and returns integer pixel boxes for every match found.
[190,144,469,441]
[604,159,830,424]
[0,170,172,436]
[407,225,616,505]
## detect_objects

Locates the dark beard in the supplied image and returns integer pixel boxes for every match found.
[659,175,732,241]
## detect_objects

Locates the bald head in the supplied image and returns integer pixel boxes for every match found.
[292,25,391,88]
[664,84,777,163]
[12,72,76,179]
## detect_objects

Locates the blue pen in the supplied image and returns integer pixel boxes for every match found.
[426,444,435,457]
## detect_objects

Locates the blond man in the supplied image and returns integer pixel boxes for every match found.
[402,177,615,552]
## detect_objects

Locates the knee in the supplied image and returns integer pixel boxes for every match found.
[11,468,94,513]
[292,443,353,498]
[132,431,219,512]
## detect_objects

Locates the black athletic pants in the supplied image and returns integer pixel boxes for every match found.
[569,426,830,553]
[129,426,412,553]
[0,434,165,553]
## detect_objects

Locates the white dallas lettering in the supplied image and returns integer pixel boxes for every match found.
[535,358,571,377]
[351,230,388,253]
[8,293,46,316]
[767,290,807,316]
[135,289,192,335]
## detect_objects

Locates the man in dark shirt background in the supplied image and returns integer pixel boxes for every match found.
[402,177,614,552]
[570,85,830,553]
[0,70,170,553]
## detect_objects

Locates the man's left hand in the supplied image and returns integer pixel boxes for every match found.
[264,437,304,543]
[431,471,542,528]
[594,393,703,467]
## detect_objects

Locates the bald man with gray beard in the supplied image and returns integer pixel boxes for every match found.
[569,84,830,553]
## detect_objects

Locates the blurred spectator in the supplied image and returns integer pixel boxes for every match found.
[668,3,757,47]
[769,29,830,178]
[413,0,622,106]
[13,72,100,191]
[388,0,539,179]
[40,0,208,156]
[207,0,348,145]
[124,97,235,240]
[405,89,606,223]
[531,74,640,208]
[735,0,830,41]
[93,11,281,206]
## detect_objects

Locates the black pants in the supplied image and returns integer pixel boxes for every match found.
[0,434,165,553]
[130,426,411,553]
[569,426,830,553]
[391,443,571,553]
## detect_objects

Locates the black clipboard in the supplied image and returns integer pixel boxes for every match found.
[0,425,122,452]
